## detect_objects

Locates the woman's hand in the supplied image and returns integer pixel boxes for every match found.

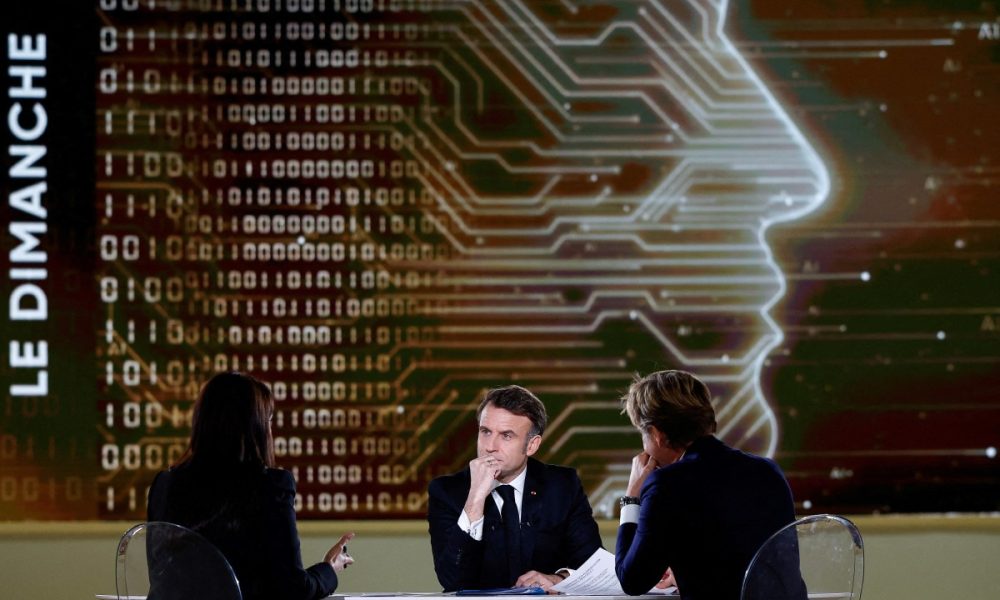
[324,532,356,573]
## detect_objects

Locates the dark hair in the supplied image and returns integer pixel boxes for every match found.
[179,371,275,470]
[621,370,717,448]
[476,385,548,437]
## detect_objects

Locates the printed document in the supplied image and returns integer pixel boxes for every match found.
[550,548,677,596]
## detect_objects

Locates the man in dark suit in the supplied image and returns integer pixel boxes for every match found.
[615,370,798,600]
[427,385,603,592]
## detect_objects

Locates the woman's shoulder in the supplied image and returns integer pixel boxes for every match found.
[154,463,297,500]
[201,466,297,508]
[262,467,297,492]
[147,469,172,518]
[150,468,171,487]
[150,464,187,492]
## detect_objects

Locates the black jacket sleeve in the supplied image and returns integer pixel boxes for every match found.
[560,471,604,569]
[427,475,484,592]
[615,474,675,596]
[258,469,339,600]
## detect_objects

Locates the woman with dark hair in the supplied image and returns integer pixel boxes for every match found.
[148,371,355,600]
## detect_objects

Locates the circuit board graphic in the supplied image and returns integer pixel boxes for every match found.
[1,0,996,519]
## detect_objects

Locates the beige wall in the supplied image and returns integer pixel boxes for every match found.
[1,516,998,600]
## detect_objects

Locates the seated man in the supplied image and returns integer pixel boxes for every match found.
[615,370,798,600]
[427,385,602,591]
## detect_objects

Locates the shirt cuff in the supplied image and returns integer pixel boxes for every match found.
[459,510,485,541]
[619,503,640,526]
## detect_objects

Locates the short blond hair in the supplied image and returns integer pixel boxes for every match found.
[621,370,716,447]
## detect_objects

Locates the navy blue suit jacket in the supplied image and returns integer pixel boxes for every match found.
[148,463,338,600]
[615,436,795,600]
[428,457,602,591]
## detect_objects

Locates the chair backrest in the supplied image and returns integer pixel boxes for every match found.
[741,514,864,600]
[116,521,242,600]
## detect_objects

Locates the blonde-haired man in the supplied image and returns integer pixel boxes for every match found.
[615,370,799,600]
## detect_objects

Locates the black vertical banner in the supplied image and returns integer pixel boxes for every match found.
[1,2,97,518]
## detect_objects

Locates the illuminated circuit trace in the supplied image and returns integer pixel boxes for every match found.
[96,0,827,517]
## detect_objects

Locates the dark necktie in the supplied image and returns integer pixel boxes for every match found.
[495,484,521,585]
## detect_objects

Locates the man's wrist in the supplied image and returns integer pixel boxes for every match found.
[619,495,641,507]
[459,509,485,540]
[463,494,488,521]
[466,490,490,511]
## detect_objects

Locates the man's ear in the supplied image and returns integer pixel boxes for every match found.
[525,434,542,457]
[649,426,670,449]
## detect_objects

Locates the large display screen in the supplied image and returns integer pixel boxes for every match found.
[2,0,997,520]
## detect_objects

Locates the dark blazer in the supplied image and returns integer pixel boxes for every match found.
[147,463,338,600]
[427,457,603,591]
[615,436,796,600]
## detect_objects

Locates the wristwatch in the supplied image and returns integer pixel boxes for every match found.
[619,495,641,507]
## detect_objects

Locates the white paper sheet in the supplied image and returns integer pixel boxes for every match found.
[549,548,677,596]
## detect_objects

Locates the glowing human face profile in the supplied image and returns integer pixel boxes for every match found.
[400,0,828,497]
[91,0,828,518]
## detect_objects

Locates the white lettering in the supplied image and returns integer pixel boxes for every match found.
[9,145,46,178]
[9,340,47,368]
[8,103,46,140]
[7,66,46,99]
[6,32,49,398]
[9,221,46,262]
[10,370,47,397]
[7,34,46,61]
[9,284,46,320]
[9,182,46,219]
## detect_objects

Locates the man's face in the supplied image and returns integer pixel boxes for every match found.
[477,404,541,483]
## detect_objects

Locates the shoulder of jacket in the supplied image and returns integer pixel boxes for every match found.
[429,467,471,491]
[265,467,296,491]
[148,469,171,496]
[528,458,581,486]
[543,462,574,477]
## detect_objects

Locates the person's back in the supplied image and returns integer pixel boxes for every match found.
[651,436,794,600]
[147,371,352,600]
[148,462,334,600]
[615,370,796,600]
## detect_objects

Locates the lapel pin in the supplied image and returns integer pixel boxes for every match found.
[530,490,537,496]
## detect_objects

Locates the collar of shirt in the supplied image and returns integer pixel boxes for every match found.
[491,465,527,516]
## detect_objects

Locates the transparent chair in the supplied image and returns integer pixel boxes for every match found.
[116,521,242,600]
[741,514,864,600]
